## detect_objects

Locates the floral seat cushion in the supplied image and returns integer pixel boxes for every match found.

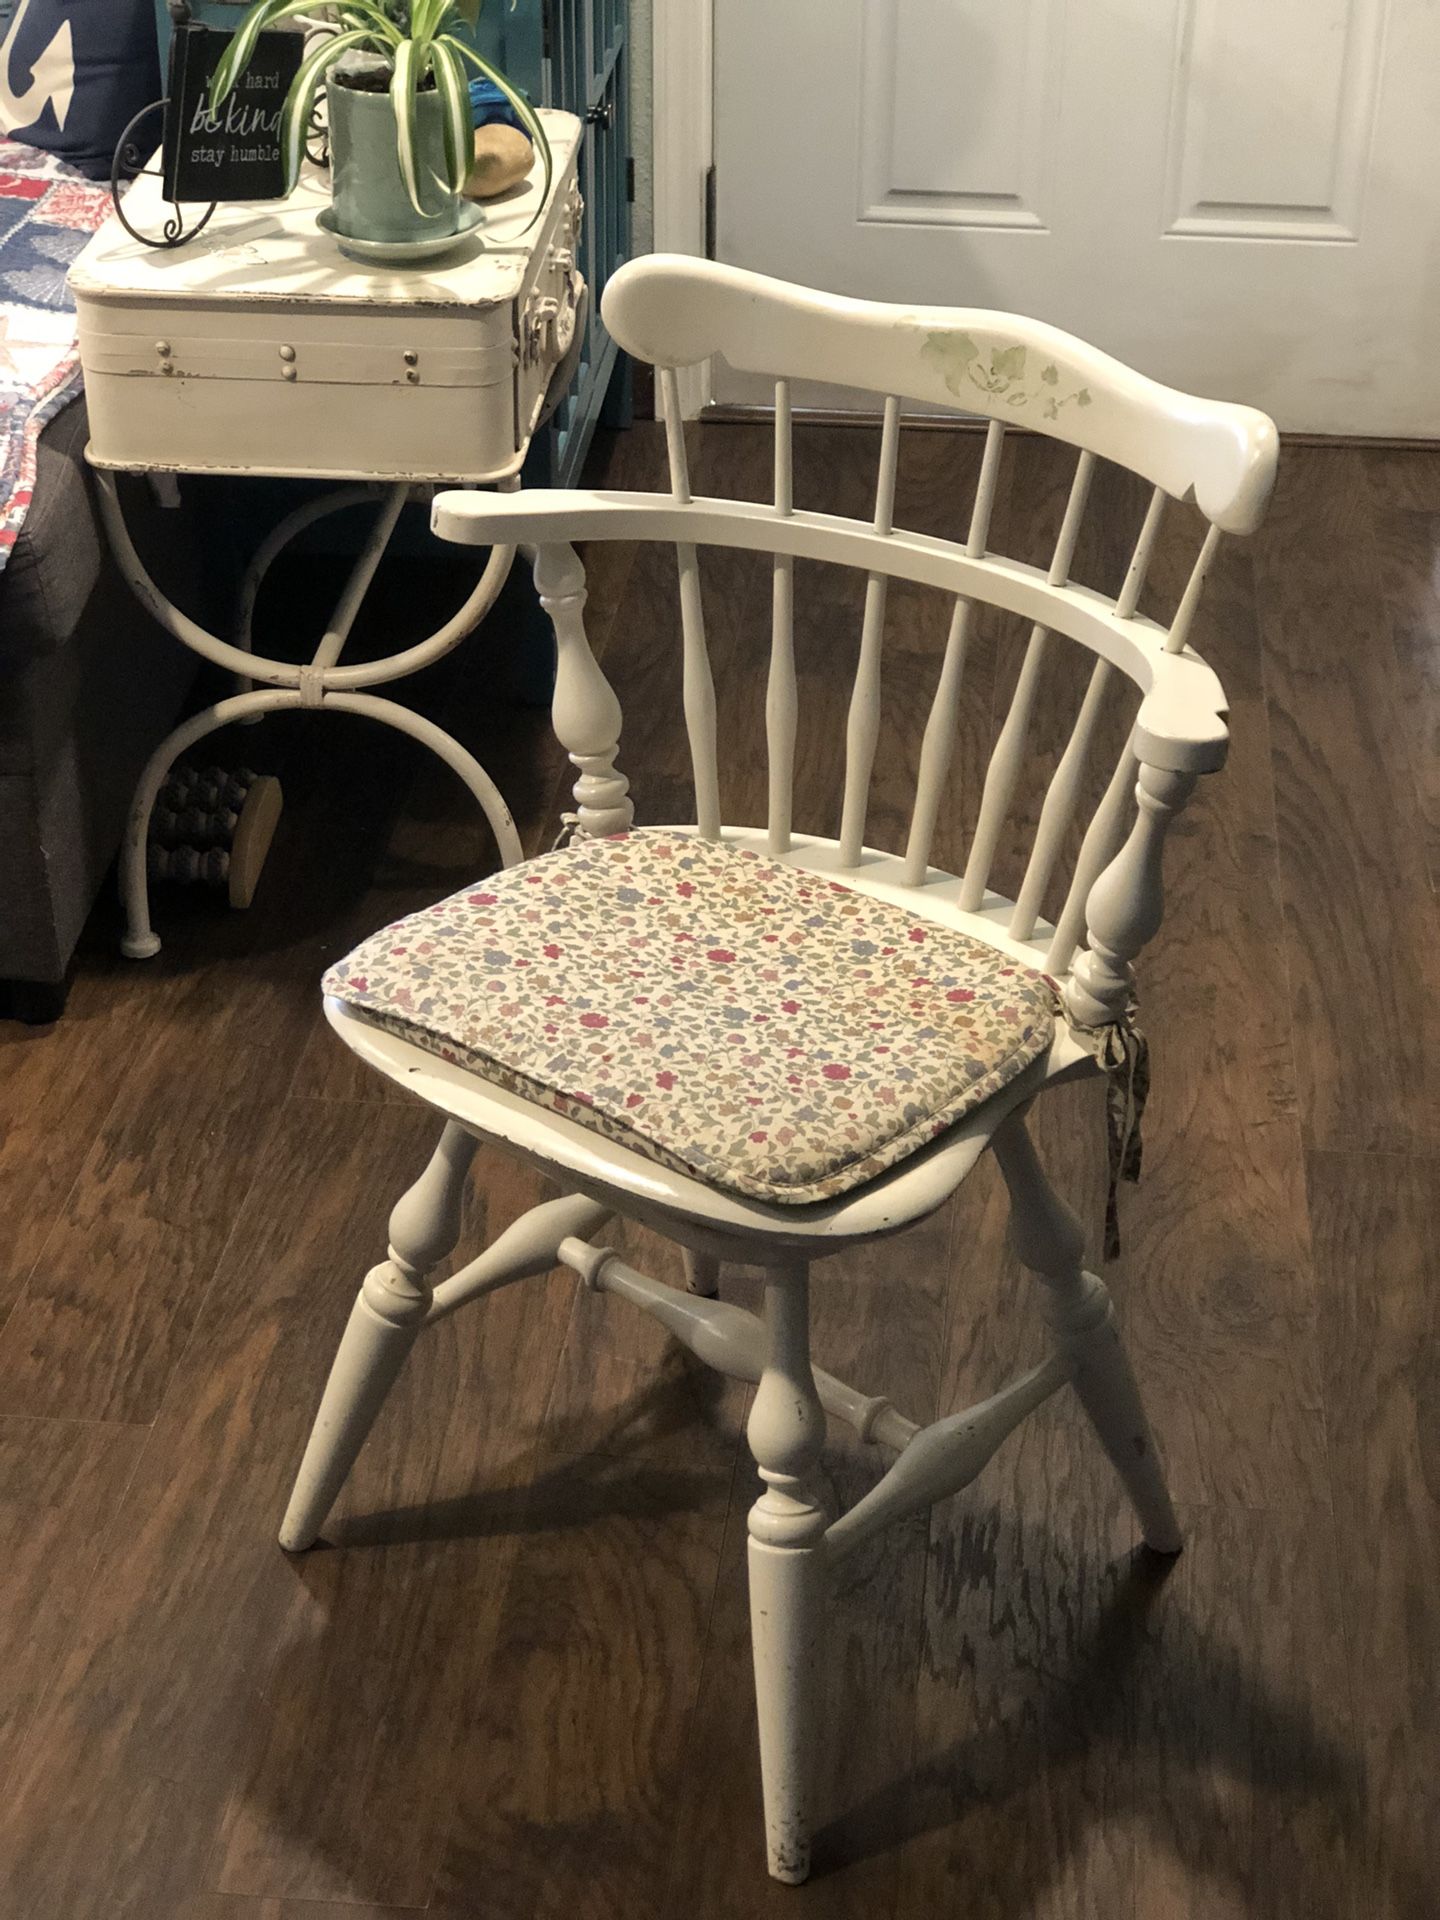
[323,832,1058,1206]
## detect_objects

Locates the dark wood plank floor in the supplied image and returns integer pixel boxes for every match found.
[1,424,1436,1917]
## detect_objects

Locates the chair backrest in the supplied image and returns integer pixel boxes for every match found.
[432,255,1280,1031]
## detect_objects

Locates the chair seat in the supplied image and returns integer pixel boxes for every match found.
[324,830,1058,1207]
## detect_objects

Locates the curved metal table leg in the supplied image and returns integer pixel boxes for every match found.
[98,459,522,959]
[320,692,525,868]
[233,485,378,710]
[121,687,525,959]
[121,689,298,958]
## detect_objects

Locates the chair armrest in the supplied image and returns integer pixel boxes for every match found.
[431,488,613,545]
[433,488,1231,777]
[1131,645,1229,774]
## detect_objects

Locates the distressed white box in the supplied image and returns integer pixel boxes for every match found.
[72,110,583,484]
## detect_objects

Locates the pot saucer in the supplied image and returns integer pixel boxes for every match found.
[316,199,484,265]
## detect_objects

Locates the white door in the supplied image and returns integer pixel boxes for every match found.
[710,0,1440,434]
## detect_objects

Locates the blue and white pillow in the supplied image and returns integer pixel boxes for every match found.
[0,1,159,179]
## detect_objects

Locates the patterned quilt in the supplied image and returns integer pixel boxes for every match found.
[0,135,111,573]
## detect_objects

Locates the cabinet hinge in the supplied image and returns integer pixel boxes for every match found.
[703,163,717,260]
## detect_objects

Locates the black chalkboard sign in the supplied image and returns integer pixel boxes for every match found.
[161,23,303,203]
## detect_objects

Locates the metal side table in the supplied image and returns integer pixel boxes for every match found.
[69,109,584,958]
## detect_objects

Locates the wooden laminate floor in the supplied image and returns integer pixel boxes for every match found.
[0,424,1436,1918]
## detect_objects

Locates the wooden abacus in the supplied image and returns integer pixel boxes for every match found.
[146,763,283,909]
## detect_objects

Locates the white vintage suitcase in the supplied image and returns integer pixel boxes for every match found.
[71,110,583,485]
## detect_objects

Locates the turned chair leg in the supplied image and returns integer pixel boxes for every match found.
[279,1122,478,1552]
[991,1113,1182,1554]
[746,1258,830,1884]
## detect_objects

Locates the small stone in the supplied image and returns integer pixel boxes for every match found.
[465,123,533,201]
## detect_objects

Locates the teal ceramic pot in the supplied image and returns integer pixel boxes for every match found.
[327,74,459,244]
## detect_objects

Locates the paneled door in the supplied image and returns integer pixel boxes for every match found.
[711,0,1440,433]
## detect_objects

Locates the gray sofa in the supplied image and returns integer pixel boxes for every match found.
[0,398,205,1021]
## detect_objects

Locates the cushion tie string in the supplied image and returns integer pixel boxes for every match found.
[1058,996,1150,1261]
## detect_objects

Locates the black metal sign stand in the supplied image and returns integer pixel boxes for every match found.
[109,1,311,250]
[109,5,217,250]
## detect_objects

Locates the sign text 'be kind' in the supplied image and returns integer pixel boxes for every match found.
[163,24,304,204]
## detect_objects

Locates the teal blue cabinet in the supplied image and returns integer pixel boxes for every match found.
[469,1,630,484]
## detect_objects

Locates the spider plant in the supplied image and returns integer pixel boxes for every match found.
[208,0,550,221]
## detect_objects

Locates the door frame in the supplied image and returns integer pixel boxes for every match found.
[651,0,713,417]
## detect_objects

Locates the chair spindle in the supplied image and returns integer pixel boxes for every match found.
[1065,763,1198,1026]
[678,546,721,839]
[1018,486,1168,950]
[838,395,902,866]
[958,450,1095,912]
[535,542,634,840]
[660,366,720,839]
[659,367,691,502]
[1166,522,1221,654]
[767,381,797,854]
[902,419,1005,885]
[1009,655,1114,942]
[1044,740,1134,976]
[1116,485,1167,619]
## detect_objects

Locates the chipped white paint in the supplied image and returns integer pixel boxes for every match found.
[71,112,584,483]
[1064,762,1199,1028]
[281,1146,611,1553]
[743,1261,829,1884]
[77,123,582,958]
[286,258,1277,1884]
[823,1351,1072,1560]
[281,1122,480,1553]
[535,541,635,840]
[98,471,522,961]
[602,256,1277,531]
[560,1239,918,1451]
[991,1114,1182,1550]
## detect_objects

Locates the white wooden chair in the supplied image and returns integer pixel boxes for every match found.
[279,256,1278,1885]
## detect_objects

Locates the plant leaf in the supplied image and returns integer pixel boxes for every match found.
[430,37,473,196]
[402,3,458,212]
[410,0,451,47]
[446,36,551,226]
[391,35,426,215]
[210,0,314,107]
[277,28,373,189]
[212,2,402,107]
[325,2,403,41]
